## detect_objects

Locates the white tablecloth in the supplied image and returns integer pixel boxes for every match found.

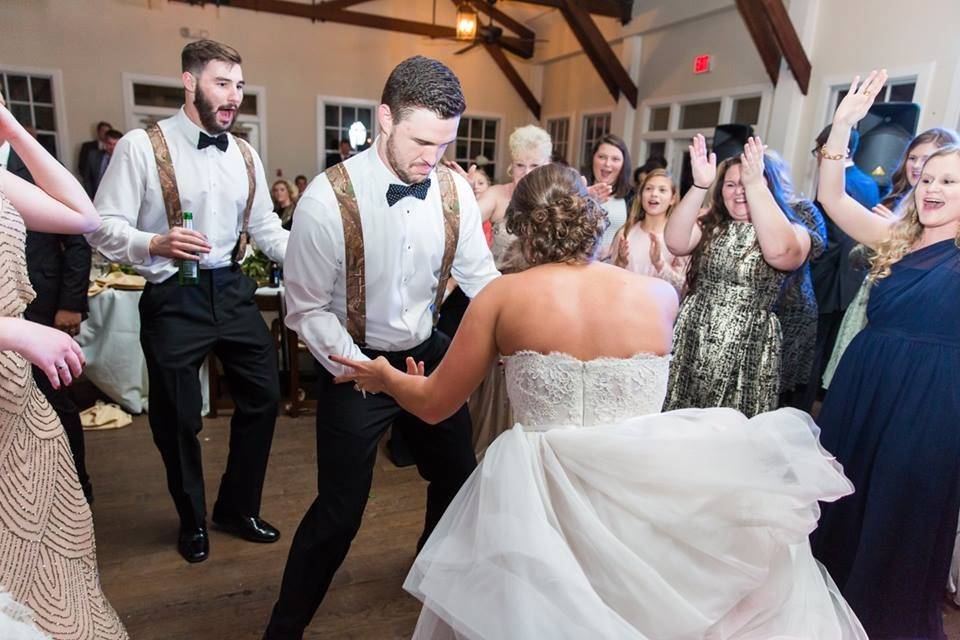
[76,287,211,415]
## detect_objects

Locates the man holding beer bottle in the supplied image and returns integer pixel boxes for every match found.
[86,40,288,564]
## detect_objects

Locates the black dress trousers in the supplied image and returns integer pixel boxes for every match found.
[263,330,476,639]
[139,267,280,529]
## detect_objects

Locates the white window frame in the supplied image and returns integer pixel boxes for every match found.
[450,110,504,181]
[635,83,773,175]
[543,112,574,164]
[122,73,268,167]
[316,95,379,173]
[0,64,69,165]
[577,109,613,172]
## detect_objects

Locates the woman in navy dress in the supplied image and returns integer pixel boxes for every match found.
[811,69,960,639]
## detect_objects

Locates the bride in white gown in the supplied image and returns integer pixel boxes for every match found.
[331,163,866,639]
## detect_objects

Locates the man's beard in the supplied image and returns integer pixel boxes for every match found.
[385,134,428,185]
[194,85,236,134]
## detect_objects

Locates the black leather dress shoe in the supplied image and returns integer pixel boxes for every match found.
[177,527,209,563]
[212,514,280,543]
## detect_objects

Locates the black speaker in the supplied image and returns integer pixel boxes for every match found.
[854,102,920,189]
[712,124,754,163]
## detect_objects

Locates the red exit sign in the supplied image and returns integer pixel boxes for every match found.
[693,54,712,74]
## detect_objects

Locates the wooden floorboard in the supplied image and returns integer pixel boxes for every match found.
[86,413,960,639]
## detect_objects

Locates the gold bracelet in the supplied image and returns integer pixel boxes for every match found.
[819,146,848,161]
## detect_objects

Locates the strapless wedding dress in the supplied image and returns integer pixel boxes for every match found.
[404,351,866,639]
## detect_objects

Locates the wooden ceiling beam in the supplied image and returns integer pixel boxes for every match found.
[758,0,810,94]
[317,0,375,10]
[483,42,541,120]
[558,0,637,106]
[171,0,532,58]
[734,0,781,86]
[509,0,631,22]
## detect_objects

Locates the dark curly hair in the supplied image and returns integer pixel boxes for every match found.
[506,164,609,266]
[380,56,466,123]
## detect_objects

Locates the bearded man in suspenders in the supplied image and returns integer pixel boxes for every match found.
[87,40,288,564]
[264,57,499,639]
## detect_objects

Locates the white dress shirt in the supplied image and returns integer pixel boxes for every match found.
[0,142,10,170]
[86,108,287,282]
[286,143,500,376]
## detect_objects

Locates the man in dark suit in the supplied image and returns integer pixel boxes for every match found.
[77,120,113,179]
[10,143,94,502]
[324,138,352,169]
[81,129,122,198]
[804,126,881,411]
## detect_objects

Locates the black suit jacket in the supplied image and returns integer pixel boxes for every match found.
[77,139,99,178]
[809,165,881,314]
[8,149,92,325]
[81,149,108,199]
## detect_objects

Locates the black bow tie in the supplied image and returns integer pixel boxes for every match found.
[198,132,228,152]
[386,179,431,207]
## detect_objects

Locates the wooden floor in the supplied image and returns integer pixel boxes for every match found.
[87,413,960,639]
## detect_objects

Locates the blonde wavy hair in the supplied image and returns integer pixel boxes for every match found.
[869,144,960,281]
[508,124,552,161]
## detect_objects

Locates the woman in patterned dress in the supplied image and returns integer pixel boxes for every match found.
[663,135,813,416]
[0,93,127,639]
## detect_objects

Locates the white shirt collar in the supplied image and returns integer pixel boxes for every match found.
[173,106,229,149]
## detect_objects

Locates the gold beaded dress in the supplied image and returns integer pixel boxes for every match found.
[0,169,127,639]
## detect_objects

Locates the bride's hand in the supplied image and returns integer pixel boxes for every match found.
[330,354,426,394]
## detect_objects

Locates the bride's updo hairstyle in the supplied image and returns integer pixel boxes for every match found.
[505,164,609,266]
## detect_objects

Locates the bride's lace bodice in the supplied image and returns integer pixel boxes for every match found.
[503,351,670,430]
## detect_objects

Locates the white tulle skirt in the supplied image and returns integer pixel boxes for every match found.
[404,408,866,639]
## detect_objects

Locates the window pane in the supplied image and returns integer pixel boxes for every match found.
[680,101,721,129]
[484,119,496,139]
[10,103,31,126]
[835,89,849,110]
[7,75,28,101]
[342,107,356,125]
[34,105,55,131]
[469,140,481,159]
[133,83,183,109]
[30,76,52,103]
[889,82,916,103]
[649,106,670,131]
[325,130,340,149]
[325,105,339,127]
[732,96,761,126]
[238,94,257,115]
[456,141,467,158]
[647,141,666,163]
[359,108,372,131]
[36,133,57,157]
[457,119,467,137]
[486,164,496,180]
[482,142,494,160]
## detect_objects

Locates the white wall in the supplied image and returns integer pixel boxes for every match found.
[0,0,540,180]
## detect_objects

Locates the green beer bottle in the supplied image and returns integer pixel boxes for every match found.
[178,211,199,285]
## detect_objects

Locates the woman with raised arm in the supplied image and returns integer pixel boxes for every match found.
[662,135,812,416]
[810,70,960,640]
[821,126,959,388]
[0,94,127,638]
[332,163,865,639]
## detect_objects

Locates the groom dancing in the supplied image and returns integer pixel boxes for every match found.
[264,56,499,638]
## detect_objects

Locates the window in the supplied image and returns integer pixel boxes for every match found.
[1,70,59,158]
[546,117,570,163]
[648,106,670,132]
[636,87,769,193]
[732,96,762,126]
[679,100,721,129]
[580,112,611,171]
[125,75,267,159]
[455,116,499,180]
[323,102,375,164]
